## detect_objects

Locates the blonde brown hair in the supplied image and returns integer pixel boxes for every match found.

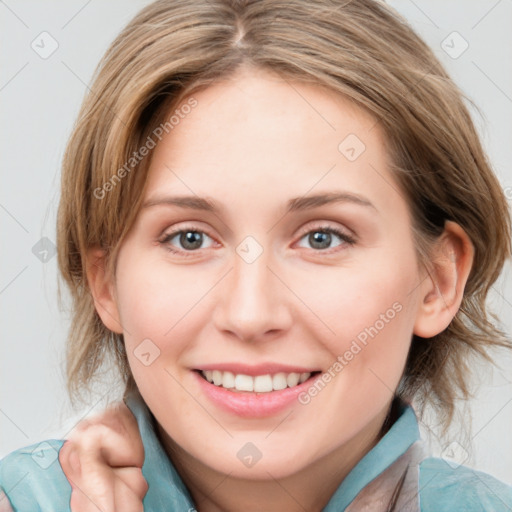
[57,0,511,430]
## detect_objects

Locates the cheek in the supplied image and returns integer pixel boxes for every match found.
[297,258,417,383]
[292,272,416,442]
[115,257,215,347]
[116,257,206,413]
[115,257,224,403]
[307,263,412,334]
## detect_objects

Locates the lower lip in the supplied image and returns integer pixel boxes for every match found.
[193,371,320,418]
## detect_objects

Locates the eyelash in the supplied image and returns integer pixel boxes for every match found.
[158,224,356,258]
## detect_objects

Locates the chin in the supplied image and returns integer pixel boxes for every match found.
[182,434,316,480]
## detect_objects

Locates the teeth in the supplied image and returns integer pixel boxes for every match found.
[222,371,235,389]
[235,374,254,392]
[212,370,223,386]
[201,370,312,392]
[254,375,273,392]
[286,373,300,387]
[272,373,288,390]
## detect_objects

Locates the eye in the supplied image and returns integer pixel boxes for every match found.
[296,225,356,252]
[159,227,216,256]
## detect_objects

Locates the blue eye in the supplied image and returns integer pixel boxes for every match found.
[159,225,356,257]
[160,229,215,255]
[297,227,356,251]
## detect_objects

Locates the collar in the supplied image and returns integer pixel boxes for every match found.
[125,392,420,510]
[323,400,421,510]
[124,391,195,509]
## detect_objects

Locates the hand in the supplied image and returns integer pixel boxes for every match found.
[59,402,148,512]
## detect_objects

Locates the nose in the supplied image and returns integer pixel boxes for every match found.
[212,242,293,343]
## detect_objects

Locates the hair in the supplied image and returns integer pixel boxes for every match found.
[57,0,511,432]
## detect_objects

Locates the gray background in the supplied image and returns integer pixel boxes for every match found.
[1,0,511,484]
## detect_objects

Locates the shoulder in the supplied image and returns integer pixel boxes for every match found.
[419,456,512,512]
[0,439,71,511]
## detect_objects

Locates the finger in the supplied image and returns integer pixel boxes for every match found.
[70,404,144,468]
[67,465,116,512]
[68,469,146,512]
[114,467,149,501]
[61,442,147,511]
[60,403,145,512]
[65,464,147,512]
[59,440,82,484]
[61,439,120,512]
[68,470,146,512]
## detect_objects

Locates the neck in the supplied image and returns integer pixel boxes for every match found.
[156,402,394,512]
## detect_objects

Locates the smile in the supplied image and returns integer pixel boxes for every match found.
[193,364,322,417]
[200,370,315,393]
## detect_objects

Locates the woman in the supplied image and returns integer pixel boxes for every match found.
[1,0,511,510]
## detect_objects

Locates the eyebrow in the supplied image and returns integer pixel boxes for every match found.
[141,192,377,213]
[287,192,376,212]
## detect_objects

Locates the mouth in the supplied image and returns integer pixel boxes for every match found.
[195,369,322,393]
[192,365,323,417]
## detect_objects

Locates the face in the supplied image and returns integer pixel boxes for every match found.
[106,66,427,479]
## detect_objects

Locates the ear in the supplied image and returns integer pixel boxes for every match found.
[413,221,474,338]
[86,246,124,334]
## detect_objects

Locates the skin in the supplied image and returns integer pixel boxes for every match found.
[59,404,147,512]
[83,65,474,512]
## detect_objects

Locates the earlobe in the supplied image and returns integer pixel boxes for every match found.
[86,246,124,334]
[413,221,474,338]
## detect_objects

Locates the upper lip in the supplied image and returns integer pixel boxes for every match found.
[195,363,320,376]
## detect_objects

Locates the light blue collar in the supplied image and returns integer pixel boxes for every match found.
[323,402,420,510]
[125,391,195,509]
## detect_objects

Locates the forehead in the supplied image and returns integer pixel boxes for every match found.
[143,67,404,218]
